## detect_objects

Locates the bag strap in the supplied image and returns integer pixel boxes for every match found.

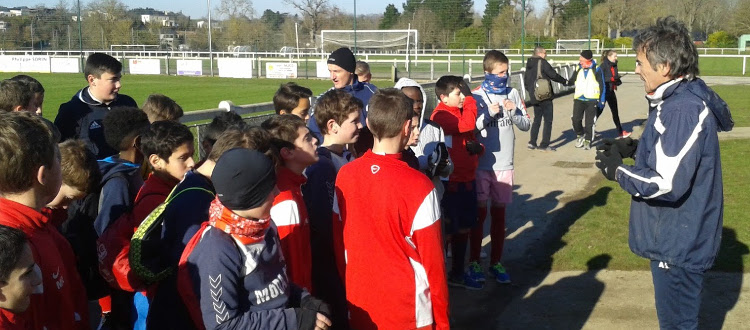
[537,59,544,79]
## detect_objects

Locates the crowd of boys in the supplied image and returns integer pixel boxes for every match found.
[0,16,732,330]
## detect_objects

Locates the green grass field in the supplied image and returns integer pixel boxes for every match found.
[0,73,396,122]
[550,138,750,272]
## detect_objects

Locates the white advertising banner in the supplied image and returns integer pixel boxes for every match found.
[316,61,329,78]
[0,55,51,73]
[176,59,203,76]
[217,58,254,78]
[50,58,80,73]
[265,62,297,79]
[128,58,161,75]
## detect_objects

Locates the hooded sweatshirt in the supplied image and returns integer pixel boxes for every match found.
[95,156,144,236]
[394,78,454,197]
[54,86,138,159]
[616,78,733,271]
[0,199,90,330]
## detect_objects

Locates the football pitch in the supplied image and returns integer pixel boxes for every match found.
[0,72,396,122]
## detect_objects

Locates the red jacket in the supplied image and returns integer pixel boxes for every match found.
[430,95,480,182]
[333,151,449,330]
[0,199,90,330]
[270,167,313,292]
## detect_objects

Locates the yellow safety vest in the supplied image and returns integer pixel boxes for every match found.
[574,68,600,100]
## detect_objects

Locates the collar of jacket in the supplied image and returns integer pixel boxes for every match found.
[77,86,118,106]
[646,78,684,107]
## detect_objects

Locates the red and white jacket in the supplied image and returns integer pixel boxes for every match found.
[333,151,449,330]
[270,166,313,292]
[0,198,89,330]
[430,95,480,182]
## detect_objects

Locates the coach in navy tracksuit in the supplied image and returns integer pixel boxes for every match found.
[596,17,733,329]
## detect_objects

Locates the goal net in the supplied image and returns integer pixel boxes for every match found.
[555,39,600,54]
[320,29,418,54]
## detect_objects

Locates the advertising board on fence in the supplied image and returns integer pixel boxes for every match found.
[0,55,51,73]
[265,62,297,79]
[51,58,80,73]
[177,60,203,76]
[129,59,161,75]
[217,58,253,78]
[316,61,329,78]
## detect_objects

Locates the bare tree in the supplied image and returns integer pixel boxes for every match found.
[677,0,709,31]
[544,0,567,37]
[729,0,750,36]
[217,0,254,19]
[283,0,329,47]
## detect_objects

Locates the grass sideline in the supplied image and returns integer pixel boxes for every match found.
[0,73,395,122]
[549,138,750,272]
[712,85,750,127]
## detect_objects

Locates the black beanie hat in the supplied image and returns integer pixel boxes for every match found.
[327,47,356,73]
[213,148,276,211]
[581,50,593,60]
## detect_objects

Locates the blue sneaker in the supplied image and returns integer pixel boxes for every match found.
[447,272,484,290]
[490,262,511,284]
[467,261,486,282]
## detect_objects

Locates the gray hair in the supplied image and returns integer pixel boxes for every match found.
[633,16,699,80]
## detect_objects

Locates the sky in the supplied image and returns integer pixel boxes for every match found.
[8,0,547,19]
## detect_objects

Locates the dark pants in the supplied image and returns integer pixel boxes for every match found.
[528,100,554,148]
[650,260,704,330]
[572,100,597,141]
[596,84,623,133]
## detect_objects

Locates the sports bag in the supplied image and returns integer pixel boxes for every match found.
[534,59,554,101]
[130,186,215,284]
[96,210,143,292]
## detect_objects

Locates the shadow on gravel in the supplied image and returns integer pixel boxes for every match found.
[449,186,613,329]
[700,227,749,329]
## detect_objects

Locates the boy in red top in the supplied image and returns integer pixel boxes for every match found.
[130,120,195,327]
[0,112,90,329]
[430,75,484,290]
[262,115,319,291]
[334,89,449,330]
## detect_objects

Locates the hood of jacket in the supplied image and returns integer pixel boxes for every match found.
[98,156,141,183]
[647,78,734,132]
[393,77,428,127]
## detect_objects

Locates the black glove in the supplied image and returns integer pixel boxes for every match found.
[465,140,483,155]
[614,77,622,86]
[595,149,623,181]
[300,295,332,318]
[294,308,319,330]
[428,142,449,177]
[596,137,638,159]
[458,80,473,97]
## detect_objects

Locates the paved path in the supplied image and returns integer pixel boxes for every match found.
[449,75,750,329]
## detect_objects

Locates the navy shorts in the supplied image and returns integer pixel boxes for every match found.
[441,180,478,234]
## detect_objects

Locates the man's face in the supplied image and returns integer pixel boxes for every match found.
[401,87,424,114]
[291,126,319,167]
[441,87,465,108]
[537,49,547,59]
[635,51,670,94]
[290,98,311,122]
[157,142,195,182]
[88,71,121,104]
[328,64,354,89]
[0,243,42,314]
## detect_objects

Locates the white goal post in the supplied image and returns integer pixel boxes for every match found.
[555,39,600,54]
[320,29,418,55]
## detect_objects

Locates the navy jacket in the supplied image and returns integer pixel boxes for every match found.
[307,77,377,142]
[55,87,138,159]
[147,170,216,329]
[95,156,143,236]
[616,78,733,271]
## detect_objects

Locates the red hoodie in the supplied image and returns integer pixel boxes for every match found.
[270,166,313,292]
[0,198,90,330]
[430,95,480,182]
